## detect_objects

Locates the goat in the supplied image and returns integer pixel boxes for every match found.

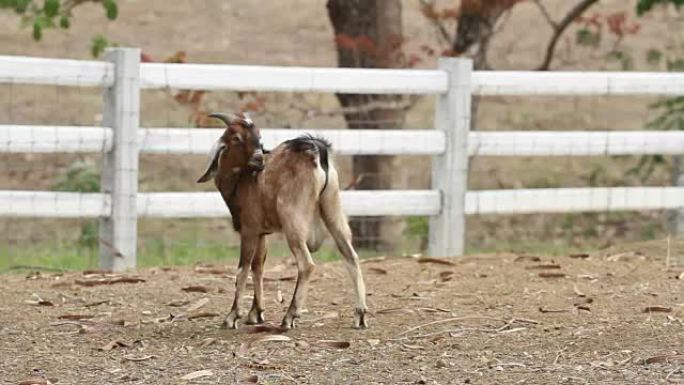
[197,112,368,329]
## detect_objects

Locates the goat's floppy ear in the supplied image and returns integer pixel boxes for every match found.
[197,140,226,183]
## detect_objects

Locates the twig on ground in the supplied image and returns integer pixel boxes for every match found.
[398,316,506,337]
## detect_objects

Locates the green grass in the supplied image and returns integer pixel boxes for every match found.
[1,239,581,274]
[0,238,355,273]
[467,240,587,257]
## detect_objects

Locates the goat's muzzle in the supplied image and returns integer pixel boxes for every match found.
[247,148,265,171]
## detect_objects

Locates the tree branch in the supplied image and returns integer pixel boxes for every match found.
[536,0,599,71]
[419,0,452,45]
[532,0,558,29]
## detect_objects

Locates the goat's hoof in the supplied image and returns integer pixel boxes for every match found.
[353,308,369,329]
[245,309,265,325]
[281,314,299,329]
[221,311,240,329]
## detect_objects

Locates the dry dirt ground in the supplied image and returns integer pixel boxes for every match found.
[1,249,683,385]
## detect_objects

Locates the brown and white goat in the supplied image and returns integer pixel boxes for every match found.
[197,113,368,329]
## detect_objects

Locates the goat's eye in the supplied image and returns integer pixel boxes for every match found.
[231,136,242,144]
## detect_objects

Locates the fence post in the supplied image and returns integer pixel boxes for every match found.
[428,57,472,257]
[675,157,684,239]
[100,47,140,271]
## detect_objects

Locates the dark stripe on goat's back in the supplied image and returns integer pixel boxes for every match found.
[284,135,331,193]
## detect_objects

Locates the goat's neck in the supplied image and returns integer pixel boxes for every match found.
[224,171,261,210]
[216,173,246,232]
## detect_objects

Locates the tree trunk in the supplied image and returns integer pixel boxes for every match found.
[326,0,405,250]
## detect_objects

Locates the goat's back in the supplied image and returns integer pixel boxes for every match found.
[252,136,334,232]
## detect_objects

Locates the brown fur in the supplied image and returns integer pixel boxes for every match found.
[198,113,368,329]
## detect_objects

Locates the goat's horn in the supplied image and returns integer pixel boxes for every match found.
[208,112,239,127]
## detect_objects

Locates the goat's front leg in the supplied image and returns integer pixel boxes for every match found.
[222,234,259,329]
[246,235,267,324]
[281,237,315,329]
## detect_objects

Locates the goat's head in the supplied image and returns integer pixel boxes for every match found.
[196,112,265,183]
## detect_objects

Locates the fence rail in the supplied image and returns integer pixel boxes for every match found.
[0,190,440,218]
[6,187,684,218]
[7,125,684,157]
[2,50,684,270]
[0,55,113,87]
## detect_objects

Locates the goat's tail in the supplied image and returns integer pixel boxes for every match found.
[311,137,330,194]
[284,135,331,194]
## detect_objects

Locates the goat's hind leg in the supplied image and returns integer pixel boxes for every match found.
[321,191,369,329]
[222,235,259,329]
[246,235,267,324]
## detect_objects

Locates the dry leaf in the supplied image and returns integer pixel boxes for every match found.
[526,264,561,270]
[367,339,380,347]
[318,340,350,349]
[123,354,154,361]
[439,271,454,281]
[643,306,672,313]
[181,286,211,293]
[18,377,53,385]
[499,327,527,334]
[26,293,54,306]
[26,300,54,307]
[194,264,229,275]
[75,276,145,287]
[577,274,598,281]
[84,300,109,308]
[167,299,191,307]
[643,354,684,364]
[254,334,292,343]
[186,297,209,312]
[100,340,128,351]
[514,255,541,262]
[606,251,646,262]
[82,269,113,275]
[57,314,94,320]
[240,334,292,354]
[569,253,590,259]
[242,374,259,383]
[539,307,569,313]
[181,369,214,380]
[368,267,388,275]
[376,307,415,315]
[573,285,586,298]
[416,257,455,266]
[401,343,423,350]
[243,324,289,334]
[538,272,567,278]
[361,256,386,263]
[188,312,219,320]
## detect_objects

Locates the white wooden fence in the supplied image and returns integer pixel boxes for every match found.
[1,48,683,271]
